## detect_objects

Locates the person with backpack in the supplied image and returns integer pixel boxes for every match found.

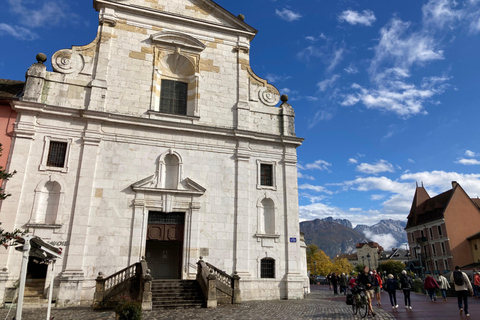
[473,271,480,299]
[372,269,383,306]
[450,266,473,317]
[438,274,450,301]
[399,270,413,309]
[424,274,440,301]
[340,273,349,295]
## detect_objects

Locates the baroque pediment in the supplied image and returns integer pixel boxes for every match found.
[151,31,206,52]
[131,175,205,195]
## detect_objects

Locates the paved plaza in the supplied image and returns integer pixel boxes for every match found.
[2,285,480,319]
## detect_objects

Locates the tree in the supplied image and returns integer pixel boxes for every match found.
[354,263,367,274]
[377,260,406,277]
[333,257,353,275]
[0,143,26,248]
[306,244,334,276]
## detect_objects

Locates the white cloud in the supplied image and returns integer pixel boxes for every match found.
[308,110,334,128]
[297,45,323,62]
[408,158,416,163]
[349,208,362,212]
[265,73,291,83]
[305,33,327,42]
[298,172,315,180]
[327,47,344,73]
[422,0,463,29]
[317,74,340,92]
[356,160,395,175]
[456,158,480,165]
[344,65,359,74]
[299,184,333,194]
[7,0,74,28]
[0,23,38,40]
[348,158,358,164]
[305,159,333,171]
[305,96,319,101]
[338,10,376,26]
[465,150,477,157]
[363,231,398,250]
[371,194,386,201]
[275,8,302,22]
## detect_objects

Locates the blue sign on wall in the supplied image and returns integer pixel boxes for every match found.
[290,237,297,243]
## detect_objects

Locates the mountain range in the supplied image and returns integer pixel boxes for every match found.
[300,217,408,258]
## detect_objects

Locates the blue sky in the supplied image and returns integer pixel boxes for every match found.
[3,0,480,230]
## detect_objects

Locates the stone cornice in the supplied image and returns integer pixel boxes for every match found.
[95,0,257,39]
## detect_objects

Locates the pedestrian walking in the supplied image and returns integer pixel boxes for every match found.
[384,274,398,309]
[349,274,357,290]
[438,274,450,301]
[450,266,474,317]
[327,273,332,290]
[424,274,440,301]
[331,272,339,295]
[473,270,480,299]
[399,270,413,309]
[372,269,383,306]
[340,273,348,295]
[357,266,376,317]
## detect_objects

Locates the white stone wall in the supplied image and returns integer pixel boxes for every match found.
[1,0,304,305]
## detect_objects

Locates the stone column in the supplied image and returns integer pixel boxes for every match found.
[282,146,304,299]
[57,121,102,306]
[233,137,251,279]
[234,41,250,130]
[206,270,217,308]
[23,55,47,103]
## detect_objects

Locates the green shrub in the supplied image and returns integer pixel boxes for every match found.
[412,279,424,293]
[114,296,142,320]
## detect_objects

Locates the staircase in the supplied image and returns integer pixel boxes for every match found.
[151,279,205,309]
[23,278,48,307]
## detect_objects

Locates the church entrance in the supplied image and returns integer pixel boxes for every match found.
[145,212,184,279]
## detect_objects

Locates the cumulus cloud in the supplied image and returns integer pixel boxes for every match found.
[338,9,376,26]
[363,231,398,250]
[305,159,333,171]
[456,158,480,165]
[7,0,74,28]
[465,150,477,157]
[298,172,315,180]
[348,158,358,164]
[275,8,302,22]
[356,160,395,175]
[422,0,463,30]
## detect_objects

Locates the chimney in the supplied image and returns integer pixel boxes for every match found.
[452,181,458,189]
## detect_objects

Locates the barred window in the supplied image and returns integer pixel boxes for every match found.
[160,80,188,115]
[261,257,275,278]
[47,141,68,168]
[260,164,273,186]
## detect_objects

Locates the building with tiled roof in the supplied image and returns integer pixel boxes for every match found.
[406,181,480,276]
[0,79,23,171]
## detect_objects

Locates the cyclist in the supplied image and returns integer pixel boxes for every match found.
[357,266,375,317]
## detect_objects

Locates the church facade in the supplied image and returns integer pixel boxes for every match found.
[0,0,307,306]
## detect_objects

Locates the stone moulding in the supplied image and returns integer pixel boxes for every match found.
[52,36,100,75]
[247,67,280,107]
[150,31,206,52]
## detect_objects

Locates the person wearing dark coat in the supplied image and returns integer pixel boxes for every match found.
[385,274,398,309]
[331,272,339,295]
[424,274,440,301]
[399,270,413,309]
[356,266,375,317]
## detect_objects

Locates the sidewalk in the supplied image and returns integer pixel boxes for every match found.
[0,285,395,320]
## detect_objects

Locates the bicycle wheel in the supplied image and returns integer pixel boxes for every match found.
[358,303,368,318]
[352,298,358,315]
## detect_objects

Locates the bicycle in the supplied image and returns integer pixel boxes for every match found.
[350,285,368,318]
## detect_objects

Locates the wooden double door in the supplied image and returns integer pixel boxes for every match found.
[145,212,184,279]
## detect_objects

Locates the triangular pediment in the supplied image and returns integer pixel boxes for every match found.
[131,175,205,195]
[97,0,257,36]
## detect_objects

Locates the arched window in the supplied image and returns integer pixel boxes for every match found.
[32,180,61,224]
[164,154,179,189]
[261,198,275,234]
[261,257,275,278]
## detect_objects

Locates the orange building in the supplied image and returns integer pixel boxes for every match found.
[405,181,480,275]
[0,79,22,172]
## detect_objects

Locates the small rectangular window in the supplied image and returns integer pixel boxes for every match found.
[261,258,275,278]
[441,242,446,254]
[432,244,436,256]
[438,225,443,237]
[47,141,68,168]
[435,260,439,271]
[260,164,273,186]
[160,80,188,115]
[475,244,478,251]
[429,228,433,239]
[444,259,449,270]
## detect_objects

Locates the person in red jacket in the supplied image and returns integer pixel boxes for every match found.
[424,274,440,301]
[372,270,383,306]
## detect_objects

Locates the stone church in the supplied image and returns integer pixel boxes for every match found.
[0,0,307,306]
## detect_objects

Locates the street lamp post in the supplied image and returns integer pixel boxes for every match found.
[415,245,423,280]
[367,253,371,270]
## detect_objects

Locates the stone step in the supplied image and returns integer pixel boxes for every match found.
[151,279,205,309]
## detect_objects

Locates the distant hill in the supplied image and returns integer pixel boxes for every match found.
[300,217,408,258]
[300,219,369,258]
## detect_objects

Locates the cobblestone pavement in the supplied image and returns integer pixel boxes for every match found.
[0,286,395,320]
